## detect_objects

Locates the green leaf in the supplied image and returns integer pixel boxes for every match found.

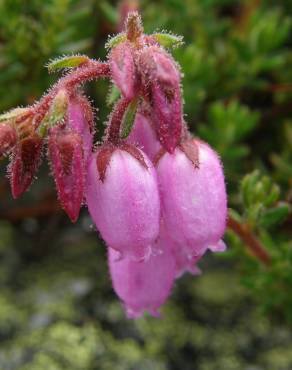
[100,2,118,25]
[152,33,184,49]
[38,90,68,137]
[106,85,121,106]
[260,204,290,228]
[47,55,89,73]
[120,98,138,139]
[105,33,126,49]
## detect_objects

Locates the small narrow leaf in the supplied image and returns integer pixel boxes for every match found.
[120,98,138,139]
[0,108,32,122]
[260,204,290,228]
[107,85,121,106]
[38,90,68,137]
[152,33,184,49]
[105,33,126,49]
[47,55,89,73]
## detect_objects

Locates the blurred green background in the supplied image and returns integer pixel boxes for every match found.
[0,0,292,369]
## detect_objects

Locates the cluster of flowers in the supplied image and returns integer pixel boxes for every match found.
[0,13,227,318]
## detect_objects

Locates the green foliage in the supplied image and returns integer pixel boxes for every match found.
[46,55,90,73]
[0,0,292,368]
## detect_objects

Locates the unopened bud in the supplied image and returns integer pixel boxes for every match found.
[109,42,138,100]
[125,11,143,42]
[9,134,43,198]
[151,81,182,153]
[0,124,18,157]
[48,127,84,222]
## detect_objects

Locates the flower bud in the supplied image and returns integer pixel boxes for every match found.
[48,127,84,222]
[137,46,180,87]
[86,145,160,261]
[109,42,138,100]
[0,124,18,157]
[127,112,161,160]
[156,139,227,257]
[67,95,93,163]
[9,134,43,199]
[108,236,176,318]
[151,81,182,153]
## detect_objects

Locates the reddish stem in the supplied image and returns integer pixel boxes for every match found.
[106,97,131,143]
[33,61,110,126]
[227,215,271,266]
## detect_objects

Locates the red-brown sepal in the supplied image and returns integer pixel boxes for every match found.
[0,124,18,158]
[179,139,200,168]
[96,144,116,182]
[9,134,43,198]
[119,142,148,169]
[96,142,148,182]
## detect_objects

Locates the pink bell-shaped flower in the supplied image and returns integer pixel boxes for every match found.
[156,138,227,257]
[127,112,161,160]
[86,144,160,261]
[172,244,202,278]
[108,236,176,318]
[159,225,202,278]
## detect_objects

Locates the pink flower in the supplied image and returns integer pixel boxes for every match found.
[108,236,176,318]
[86,144,160,261]
[156,139,227,257]
[159,226,203,278]
[127,112,161,160]
[172,244,202,278]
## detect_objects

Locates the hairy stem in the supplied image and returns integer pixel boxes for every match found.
[106,97,131,143]
[227,215,271,266]
[33,61,110,126]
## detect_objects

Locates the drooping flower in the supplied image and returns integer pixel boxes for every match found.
[158,225,203,278]
[156,138,227,257]
[86,144,160,261]
[108,235,176,318]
